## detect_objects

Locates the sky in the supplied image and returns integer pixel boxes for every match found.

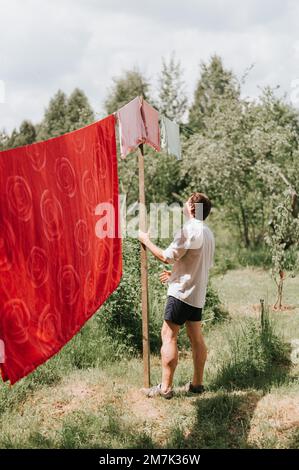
[1,0,299,132]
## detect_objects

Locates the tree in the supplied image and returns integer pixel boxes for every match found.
[182,86,299,248]
[0,129,9,150]
[36,90,68,140]
[157,53,188,122]
[66,88,94,131]
[104,69,150,115]
[188,55,239,132]
[265,189,299,309]
[10,120,36,148]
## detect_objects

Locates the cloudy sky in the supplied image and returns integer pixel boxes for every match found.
[0,0,299,132]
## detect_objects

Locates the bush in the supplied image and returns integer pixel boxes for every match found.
[97,238,143,354]
[203,284,229,325]
[212,307,291,390]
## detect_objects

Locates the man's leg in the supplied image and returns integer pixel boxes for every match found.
[161,320,180,393]
[186,321,207,386]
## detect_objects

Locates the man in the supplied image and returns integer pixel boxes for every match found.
[138,192,215,399]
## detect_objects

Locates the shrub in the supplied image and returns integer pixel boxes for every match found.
[212,306,291,390]
[97,238,143,354]
[202,284,229,325]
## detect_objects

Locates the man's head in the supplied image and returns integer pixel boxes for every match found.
[184,192,212,221]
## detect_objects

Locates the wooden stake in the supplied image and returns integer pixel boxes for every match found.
[138,143,150,388]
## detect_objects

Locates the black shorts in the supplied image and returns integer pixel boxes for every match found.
[164,295,202,326]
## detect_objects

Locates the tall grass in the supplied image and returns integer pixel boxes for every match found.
[211,305,291,391]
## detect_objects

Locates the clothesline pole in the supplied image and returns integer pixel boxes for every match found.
[137,143,151,388]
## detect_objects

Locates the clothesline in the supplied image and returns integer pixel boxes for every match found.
[95,106,197,137]
[0,94,196,385]
[94,95,198,163]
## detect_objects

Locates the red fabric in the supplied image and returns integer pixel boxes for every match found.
[0,115,122,384]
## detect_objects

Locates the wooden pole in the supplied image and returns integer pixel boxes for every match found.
[138,143,150,388]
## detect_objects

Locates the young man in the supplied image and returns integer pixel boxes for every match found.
[138,192,215,399]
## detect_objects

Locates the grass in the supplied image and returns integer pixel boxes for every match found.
[211,267,299,320]
[0,267,298,449]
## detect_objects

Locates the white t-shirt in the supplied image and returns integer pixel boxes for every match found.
[162,218,215,308]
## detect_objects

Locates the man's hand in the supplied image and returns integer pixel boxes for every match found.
[138,229,150,246]
[159,270,171,284]
[137,230,168,263]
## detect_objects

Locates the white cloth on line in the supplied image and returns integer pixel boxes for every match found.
[160,115,182,160]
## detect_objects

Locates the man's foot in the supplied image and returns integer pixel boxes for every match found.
[142,383,173,399]
[185,382,205,394]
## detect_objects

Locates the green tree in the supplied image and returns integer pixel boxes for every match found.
[0,128,9,150]
[104,69,150,115]
[188,55,239,132]
[11,120,36,148]
[66,88,94,131]
[158,53,187,122]
[182,87,299,248]
[36,90,68,140]
[265,190,299,309]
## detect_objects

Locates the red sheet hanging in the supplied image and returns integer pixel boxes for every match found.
[0,114,122,384]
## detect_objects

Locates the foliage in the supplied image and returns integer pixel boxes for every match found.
[203,284,229,325]
[65,88,95,131]
[188,54,240,132]
[97,238,143,354]
[212,310,290,390]
[36,88,95,141]
[104,68,150,115]
[157,53,188,122]
[8,120,36,148]
[264,190,299,308]
[182,87,299,255]
[0,128,9,150]
[36,89,69,140]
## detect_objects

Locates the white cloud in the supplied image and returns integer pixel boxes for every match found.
[0,0,298,132]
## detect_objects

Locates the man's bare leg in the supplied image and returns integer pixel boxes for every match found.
[161,320,180,393]
[186,321,207,386]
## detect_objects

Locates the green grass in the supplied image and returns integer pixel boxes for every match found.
[0,267,298,449]
[211,267,299,319]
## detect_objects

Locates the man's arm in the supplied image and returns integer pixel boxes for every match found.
[138,230,169,263]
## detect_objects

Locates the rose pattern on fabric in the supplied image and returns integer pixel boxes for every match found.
[0,115,122,385]
[57,264,80,306]
[92,141,108,180]
[7,176,33,222]
[27,145,47,171]
[0,270,15,296]
[40,189,63,241]
[84,270,97,315]
[74,219,90,256]
[1,299,31,344]
[26,246,49,288]
[55,157,77,197]
[82,169,98,213]
[0,219,16,271]
[72,132,86,155]
[36,304,62,352]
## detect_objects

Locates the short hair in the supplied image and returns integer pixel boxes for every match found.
[189,192,211,220]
